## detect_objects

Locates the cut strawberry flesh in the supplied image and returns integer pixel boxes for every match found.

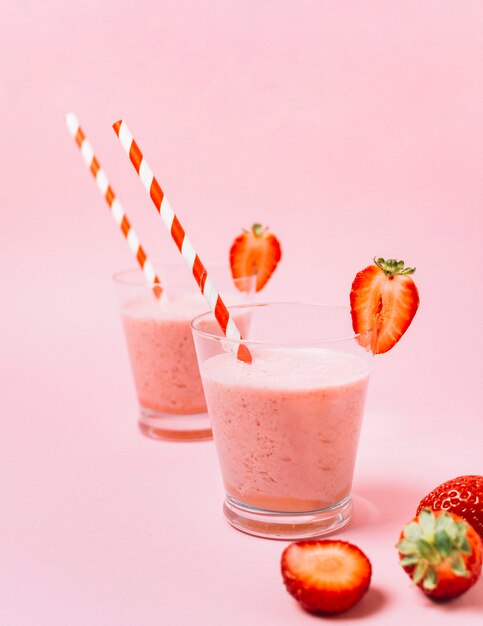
[230,224,281,292]
[287,541,369,583]
[281,540,371,614]
[350,261,419,354]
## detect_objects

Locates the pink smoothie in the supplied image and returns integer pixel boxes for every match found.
[200,348,370,512]
[121,294,210,415]
[121,293,251,416]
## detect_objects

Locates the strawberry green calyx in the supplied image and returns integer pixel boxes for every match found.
[252,223,265,237]
[396,509,472,590]
[374,257,416,277]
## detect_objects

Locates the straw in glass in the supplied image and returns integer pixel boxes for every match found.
[112,120,251,363]
[66,113,162,298]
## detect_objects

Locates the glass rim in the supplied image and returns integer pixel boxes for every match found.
[112,266,256,289]
[191,301,374,348]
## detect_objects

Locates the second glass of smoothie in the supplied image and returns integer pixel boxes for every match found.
[114,265,255,442]
[191,303,373,538]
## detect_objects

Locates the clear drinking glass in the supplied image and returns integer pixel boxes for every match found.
[191,302,373,538]
[114,265,255,442]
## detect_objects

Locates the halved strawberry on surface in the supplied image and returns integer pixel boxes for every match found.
[350,257,420,354]
[281,540,372,615]
[230,223,282,292]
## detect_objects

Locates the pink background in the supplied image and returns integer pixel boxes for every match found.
[2,1,482,623]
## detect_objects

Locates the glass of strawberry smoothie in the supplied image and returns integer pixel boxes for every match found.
[114,265,255,442]
[191,303,373,538]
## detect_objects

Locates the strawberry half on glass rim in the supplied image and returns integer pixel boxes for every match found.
[230,223,282,292]
[350,257,420,354]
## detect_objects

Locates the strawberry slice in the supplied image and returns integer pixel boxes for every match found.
[230,223,282,292]
[281,540,372,615]
[350,257,419,354]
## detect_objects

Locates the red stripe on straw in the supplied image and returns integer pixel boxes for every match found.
[120,215,130,237]
[137,247,147,267]
[171,217,185,252]
[129,140,143,174]
[150,178,164,210]
[105,186,115,207]
[237,344,252,363]
[75,128,85,147]
[90,157,100,176]
[214,298,229,333]
[193,256,207,291]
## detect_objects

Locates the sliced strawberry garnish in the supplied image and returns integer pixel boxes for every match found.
[417,475,483,541]
[396,508,482,600]
[350,257,419,354]
[281,540,372,615]
[229,223,282,292]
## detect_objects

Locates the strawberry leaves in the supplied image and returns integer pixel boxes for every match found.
[396,508,483,599]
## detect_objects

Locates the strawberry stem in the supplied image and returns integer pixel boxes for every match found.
[374,257,416,277]
[252,223,266,237]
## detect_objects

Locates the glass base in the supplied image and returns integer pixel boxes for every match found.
[223,495,353,539]
[138,407,212,442]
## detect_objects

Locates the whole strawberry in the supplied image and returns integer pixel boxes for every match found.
[396,508,482,600]
[417,475,483,541]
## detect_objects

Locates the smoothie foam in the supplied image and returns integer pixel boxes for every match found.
[201,348,370,512]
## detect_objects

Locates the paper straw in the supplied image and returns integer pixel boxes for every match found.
[112,120,252,364]
[65,113,162,298]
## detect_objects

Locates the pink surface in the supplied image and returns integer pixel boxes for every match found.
[2,1,483,623]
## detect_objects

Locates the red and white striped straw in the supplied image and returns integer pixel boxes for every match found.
[112,120,252,364]
[65,113,162,298]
